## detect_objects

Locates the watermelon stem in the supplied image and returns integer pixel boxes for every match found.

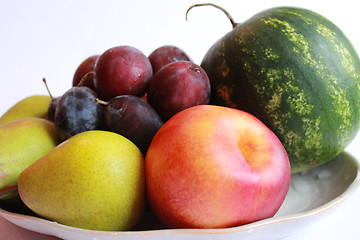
[186,3,239,28]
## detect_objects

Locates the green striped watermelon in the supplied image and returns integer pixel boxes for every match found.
[200,6,360,172]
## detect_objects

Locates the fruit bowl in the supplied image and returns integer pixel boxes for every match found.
[0,151,359,240]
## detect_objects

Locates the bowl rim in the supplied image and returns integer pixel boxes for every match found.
[0,152,359,237]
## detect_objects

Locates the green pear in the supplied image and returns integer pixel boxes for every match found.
[0,95,52,126]
[0,118,59,192]
[18,130,145,231]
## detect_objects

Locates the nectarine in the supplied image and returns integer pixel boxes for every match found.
[145,105,291,229]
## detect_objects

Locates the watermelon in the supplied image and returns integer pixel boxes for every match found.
[200,6,360,172]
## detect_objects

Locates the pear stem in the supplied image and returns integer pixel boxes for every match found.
[78,71,96,87]
[95,98,109,106]
[186,3,239,28]
[0,184,18,198]
[42,78,54,100]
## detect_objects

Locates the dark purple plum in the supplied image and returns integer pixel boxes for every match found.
[73,55,99,91]
[147,61,211,121]
[42,77,60,122]
[94,46,153,100]
[47,97,60,122]
[99,95,163,155]
[148,45,191,74]
[54,86,104,141]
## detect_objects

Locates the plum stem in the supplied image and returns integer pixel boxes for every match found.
[95,98,109,106]
[185,3,239,28]
[42,78,54,100]
[77,71,96,87]
[0,184,18,198]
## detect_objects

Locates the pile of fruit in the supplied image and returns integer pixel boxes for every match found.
[0,3,359,233]
[47,44,211,155]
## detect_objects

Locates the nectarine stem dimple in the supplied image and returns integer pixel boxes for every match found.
[185,3,239,28]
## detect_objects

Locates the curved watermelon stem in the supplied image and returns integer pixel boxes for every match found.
[186,3,239,28]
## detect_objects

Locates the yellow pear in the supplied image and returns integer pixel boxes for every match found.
[0,118,59,191]
[0,95,52,126]
[18,130,145,231]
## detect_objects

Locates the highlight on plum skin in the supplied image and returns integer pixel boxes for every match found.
[148,45,191,75]
[147,61,211,122]
[94,46,153,101]
[72,55,99,91]
[97,95,164,155]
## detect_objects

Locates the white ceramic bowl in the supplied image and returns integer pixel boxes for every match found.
[0,151,359,240]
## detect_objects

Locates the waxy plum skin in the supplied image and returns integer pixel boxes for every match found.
[94,46,153,101]
[148,45,191,75]
[147,61,211,122]
[47,97,60,122]
[103,95,164,155]
[72,55,99,91]
[54,86,104,141]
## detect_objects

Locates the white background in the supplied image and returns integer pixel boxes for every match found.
[0,0,359,239]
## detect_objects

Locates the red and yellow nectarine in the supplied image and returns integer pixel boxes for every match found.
[145,105,291,229]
